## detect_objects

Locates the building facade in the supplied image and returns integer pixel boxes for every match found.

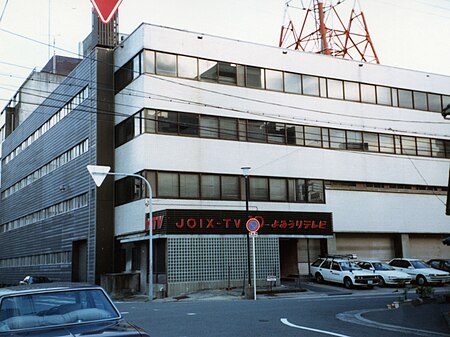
[1,22,449,296]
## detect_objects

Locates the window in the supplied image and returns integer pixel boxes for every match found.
[178,113,199,136]
[115,117,136,147]
[247,120,266,143]
[157,111,178,134]
[199,60,217,81]
[142,109,156,133]
[269,178,287,201]
[346,130,364,150]
[413,91,427,110]
[180,173,199,198]
[200,115,219,138]
[327,79,344,100]
[221,176,239,199]
[157,172,179,197]
[114,59,134,93]
[156,52,177,76]
[431,139,445,158]
[329,129,346,149]
[398,89,413,109]
[428,94,442,113]
[236,65,245,86]
[363,132,379,152]
[250,177,268,200]
[286,125,304,146]
[376,86,391,105]
[267,122,286,144]
[344,81,360,101]
[143,50,155,74]
[178,56,198,79]
[218,62,237,84]
[302,75,319,96]
[379,134,395,153]
[401,136,416,155]
[416,138,431,156]
[265,70,283,91]
[201,175,220,199]
[295,179,306,202]
[307,180,324,202]
[246,66,264,89]
[284,73,301,94]
[219,117,238,140]
[304,126,321,147]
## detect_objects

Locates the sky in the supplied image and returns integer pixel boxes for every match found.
[0,0,449,110]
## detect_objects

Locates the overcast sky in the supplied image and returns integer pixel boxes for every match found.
[0,0,449,110]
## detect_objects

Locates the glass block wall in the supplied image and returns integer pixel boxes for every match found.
[167,236,280,284]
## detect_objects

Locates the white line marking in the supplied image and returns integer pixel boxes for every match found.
[281,318,351,337]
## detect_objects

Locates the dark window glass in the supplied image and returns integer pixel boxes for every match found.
[304,126,321,147]
[431,139,445,158]
[444,140,450,158]
[236,65,245,86]
[302,75,319,96]
[379,134,395,153]
[115,176,141,205]
[218,62,237,84]
[295,179,306,202]
[114,59,134,93]
[157,172,179,197]
[221,176,239,199]
[443,96,450,112]
[307,180,324,203]
[180,173,199,198]
[322,128,330,148]
[246,66,264,88]
[428,94,442,112]
[156,53,177,76]
[179,113,199,136]
[398,89,413,109]
[250,177,268,200]
[416,138,431,156]
[267,122,286,144]
[286,125,304,146]
[199,59,218,81]
[321,260,331,269]
[200,115,219,138]
[219,118,238,140]
[269,178,287,201]
[329,129,346,149]
[401,136,416,155]
[247,120,266,143]
[413,91,427,110]
[115,116,136,147]
[201,175,220,199]
[157,111,178,134]
[332,262,341,271]
[238,120,247,141]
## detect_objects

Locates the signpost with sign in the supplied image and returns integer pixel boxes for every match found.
[90,0,123,24]
[246,218,260,300]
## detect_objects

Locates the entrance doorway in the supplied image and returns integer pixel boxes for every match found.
[72,240,87,282]
[279,239,299,281]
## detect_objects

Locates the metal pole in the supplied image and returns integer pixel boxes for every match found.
[252,235,257,301]
[245,173,251,287]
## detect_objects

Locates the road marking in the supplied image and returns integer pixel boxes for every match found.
[121,311,129,314]
[280,318,351,337]
[187,312,197,316]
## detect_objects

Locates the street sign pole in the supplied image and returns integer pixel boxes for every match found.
[246,218,260,300]
[252,234,257,301]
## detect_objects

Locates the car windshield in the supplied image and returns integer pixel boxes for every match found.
[339,261,361,271]
[410,260,430,269]
[0,288,120,332]
[372,262,394,271]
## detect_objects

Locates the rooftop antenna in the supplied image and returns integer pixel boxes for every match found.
[279,0,379,64]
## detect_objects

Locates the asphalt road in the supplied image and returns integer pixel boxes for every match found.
[115,289,450,337]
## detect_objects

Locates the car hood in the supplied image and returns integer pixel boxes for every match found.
[4,319,146,337]
[413,268,450,276]
[350,269,377,276]
[376,270,412,278]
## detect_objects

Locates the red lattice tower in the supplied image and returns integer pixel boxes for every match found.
[279,0,379,64]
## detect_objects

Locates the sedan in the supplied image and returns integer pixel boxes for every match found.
[427,259,450,273]
[0,283,150,336]
[357,260,412,286]
[388,258,450,286]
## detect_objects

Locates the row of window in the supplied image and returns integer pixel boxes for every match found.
[114,49,450,113]
[3,87,89,165]
[115,170,325,206]
[2,140,89,200]
[116,109,450,159]
[0,251,71,268]
[0,193,89,233]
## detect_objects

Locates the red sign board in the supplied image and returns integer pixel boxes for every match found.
[90,0,123,24]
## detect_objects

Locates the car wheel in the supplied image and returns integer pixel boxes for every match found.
[416,275,427,286]
[315,273,324,284]
[379,277,386,287]
[344,277,353,289]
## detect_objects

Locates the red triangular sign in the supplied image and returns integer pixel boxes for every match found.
[90,0,123,24]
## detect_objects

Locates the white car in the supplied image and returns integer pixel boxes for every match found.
[310,256,379,289]
[388,258,450,286]
[357,260,412,286]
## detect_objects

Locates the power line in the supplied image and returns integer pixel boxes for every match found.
[0,0,8,24]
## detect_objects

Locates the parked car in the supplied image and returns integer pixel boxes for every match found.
[388,258,450,286]
[427,259,450,273]
[310,255,380,289]
[356,260,412,286]
[19,276,52,285]
[0,283,150,336]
